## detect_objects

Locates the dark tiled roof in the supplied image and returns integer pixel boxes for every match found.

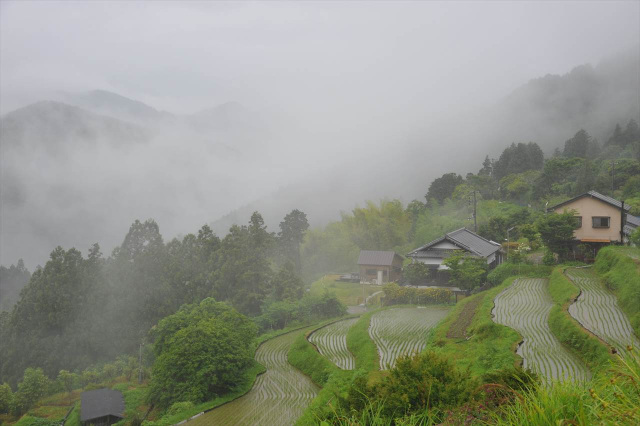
[408,249,454,258]
[549,190,631,212]
[357,250,402,266]
[626,214,640,227]
[81,388,125,422]
[407,228,501,258]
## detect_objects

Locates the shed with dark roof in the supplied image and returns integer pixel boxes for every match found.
[357,250,403,284]
[80,388,125,426]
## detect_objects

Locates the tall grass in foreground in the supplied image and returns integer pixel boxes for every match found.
[490,347,639,425]
[322,349,639,425]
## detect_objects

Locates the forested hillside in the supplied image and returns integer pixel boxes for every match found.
[0,210,345,391]
[300,120,640,281]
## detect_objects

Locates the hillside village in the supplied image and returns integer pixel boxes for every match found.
[1,4,640,423]
[0,116,639,425]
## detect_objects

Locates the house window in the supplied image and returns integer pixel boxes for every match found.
[575,216,582,228]
[592,217,610,228]
[366,269,378,275]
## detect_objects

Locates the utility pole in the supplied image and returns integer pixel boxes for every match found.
[138,341,144,384]
[468,191,478,232]
[506,226,515,261]
[612,160,618,196]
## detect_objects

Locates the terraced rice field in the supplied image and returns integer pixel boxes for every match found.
[308,318,358,370]
[493,278,589,382]
[369,306,449,369]
[566,268,640,352]
[191,330,318,426]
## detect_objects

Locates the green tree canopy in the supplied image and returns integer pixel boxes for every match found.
[426,173,464,205]
[442,251,489,291]
[149,298,257,409]
[535,211,579,260]
[278,209,309,272]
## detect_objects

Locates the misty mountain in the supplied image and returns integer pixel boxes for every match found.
[482,49,639,154]
[211,50,640,233]
[1,100,149,152]
[59,89,174,125]
[0,97,282,268]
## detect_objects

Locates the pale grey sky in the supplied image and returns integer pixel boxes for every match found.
[1,1,638,118]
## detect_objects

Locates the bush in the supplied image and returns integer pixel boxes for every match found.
[0,383,13,414]
[12,368,51,415]
[166,401,195,416]
[383,282,452,305]
[403,262,431,284]
[148,298,257,409]
[542,249,555,266]
[487,263,552,286]
[337,351,474,421]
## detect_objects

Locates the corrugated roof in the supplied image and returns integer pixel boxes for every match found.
[549,190,631,212]
[357,250,401,266]
[407,228,501,258]
[81,388,125,422]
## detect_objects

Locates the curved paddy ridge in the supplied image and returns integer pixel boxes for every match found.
[308,318,358,370]
[492,278,590,383]
[369,306,450,370]
[190,330,319,426]
[565,268,640,353]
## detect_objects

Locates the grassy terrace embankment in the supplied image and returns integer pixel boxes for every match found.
[425,278,522,375]
[547,267,611,373]
[594,246,640,338]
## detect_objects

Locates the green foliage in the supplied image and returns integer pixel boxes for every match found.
[56,370,76,394]
[547,268,610,372]
[594,247,640,334]
[631,227,640,247]
[542,249,556,265]
[426,173,464,205]
[486,262,552,286]
[486,348,640,425]
[382,282,452,305]
[0,382,13,414]
[166,401,195,416]
[288,328,341,386]
[426,278,522,375]
[271,262,304,301]
[255,291,346,333]
[346,311,379,372]
[148,298,257,409]
[563,129,600,158]
[536,211,579,260]
[12,368,51,415]
[402,262,431,284]
[341,199,411,250]
[493,142,544,180]
[336,351,473,422]
[442,251,488,291]
[278,209,309,272]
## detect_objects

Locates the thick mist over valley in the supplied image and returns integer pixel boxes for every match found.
[1,1,639,269]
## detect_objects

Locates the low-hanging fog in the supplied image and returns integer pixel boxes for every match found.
[1,1,639,269]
